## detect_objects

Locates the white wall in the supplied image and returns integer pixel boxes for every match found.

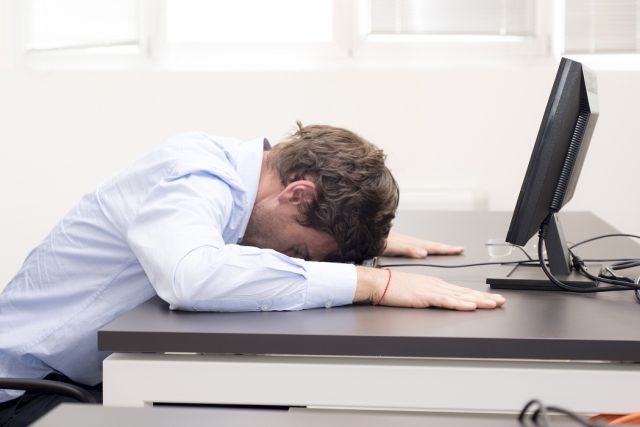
[1,64,639,288]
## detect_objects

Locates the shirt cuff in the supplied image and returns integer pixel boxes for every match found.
[302,261,357,309]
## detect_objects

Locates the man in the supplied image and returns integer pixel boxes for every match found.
[0,123,505,425]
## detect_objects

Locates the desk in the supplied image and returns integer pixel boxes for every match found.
[33,404,582,427]
[99,211,640,412]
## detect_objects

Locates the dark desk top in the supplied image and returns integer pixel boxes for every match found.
[98,211,640,361]
[33,405,581,427]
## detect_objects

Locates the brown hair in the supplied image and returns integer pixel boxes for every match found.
[269,122,399,263]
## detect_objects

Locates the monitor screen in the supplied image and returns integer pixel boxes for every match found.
[487,57,599,291]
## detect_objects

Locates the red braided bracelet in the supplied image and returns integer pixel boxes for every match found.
[373,268,392,306]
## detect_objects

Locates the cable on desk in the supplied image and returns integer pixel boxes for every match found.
[569,233,640,250]
[376,260,530,268]
[536,239,637,293]
[377,258,639,269]
[580,258,640,263]
[566,233,640,267]
[533,217,640,299]
[518,399,605,427]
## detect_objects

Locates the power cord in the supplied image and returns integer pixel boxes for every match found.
[535,234,636,293]
[568,233,640,299]
[377,260,528,268]
[518,399,606,427]
[535,218,640,297]
[569,233,640,250]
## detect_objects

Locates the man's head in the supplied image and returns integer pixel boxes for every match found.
[242,122,399,263]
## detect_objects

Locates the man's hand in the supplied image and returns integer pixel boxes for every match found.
[355,266,505,311]
[383,232,464,258]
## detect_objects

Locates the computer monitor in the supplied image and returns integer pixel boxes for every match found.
[487,57,599,291]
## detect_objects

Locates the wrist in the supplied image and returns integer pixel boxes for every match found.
[354,266,388,304]
[373,269,392,305]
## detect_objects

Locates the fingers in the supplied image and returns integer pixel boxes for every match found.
[425,294,478,311]
[426,243,465,255]
[429,293,503,311]
[446,291,499,309]
[445,284,506,306]
[386,233,464,258]
[392,242,428,258]
[386,241,463,258]
[427,278,506,310]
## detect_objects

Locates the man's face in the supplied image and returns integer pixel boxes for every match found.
[241,198,338,262]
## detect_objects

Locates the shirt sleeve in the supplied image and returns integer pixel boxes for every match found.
[126,171,357,311]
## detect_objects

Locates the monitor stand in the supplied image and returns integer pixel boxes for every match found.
[487,214,599,291]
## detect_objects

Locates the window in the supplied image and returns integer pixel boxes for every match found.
[564,0,640,54]
[165,0,333,44]
[369,0,534,37]
[352,0,549,61]
[24,0,141,53]
[158,0,347,69]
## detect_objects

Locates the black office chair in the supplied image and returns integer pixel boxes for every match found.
[0,378,96,404]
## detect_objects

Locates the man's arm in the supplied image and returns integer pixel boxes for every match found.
[126,172,356,312]
[355,266,505,310]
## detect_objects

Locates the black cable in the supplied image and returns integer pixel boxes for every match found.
[609,260,640,270]
[518,399,604,427]
[534,219,640,294]
[378,258,640,270]
[569,233,640,250]
[377,260,528,268]
[592,257,640,301]
[570,252,640,290]
[575,265,638,289]
[538,228,640,293]
[519,399,552,427]
[570,233,640,298]
[582,257,640,263]
[536,235,626,293]
[600,266,635,282]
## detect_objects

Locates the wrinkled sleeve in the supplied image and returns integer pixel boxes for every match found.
[126,172,357,311]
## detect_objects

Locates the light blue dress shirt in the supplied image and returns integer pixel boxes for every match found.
[0,132,357,403]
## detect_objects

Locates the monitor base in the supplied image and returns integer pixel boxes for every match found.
[487,264,600,291]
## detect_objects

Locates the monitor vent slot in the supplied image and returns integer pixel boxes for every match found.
[550,104,590,211]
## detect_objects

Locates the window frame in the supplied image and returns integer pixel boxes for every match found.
[153,0,350,70]
[14,0,152,70]
[552,0,640,70]
[11,0,640,71]
[349,0,554,62]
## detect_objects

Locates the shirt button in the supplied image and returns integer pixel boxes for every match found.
[260,304,269,311]
[324,301,332,309]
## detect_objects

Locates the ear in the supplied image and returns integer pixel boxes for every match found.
[277,180,316,206]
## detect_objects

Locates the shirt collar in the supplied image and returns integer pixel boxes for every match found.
[234,137,271,242]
